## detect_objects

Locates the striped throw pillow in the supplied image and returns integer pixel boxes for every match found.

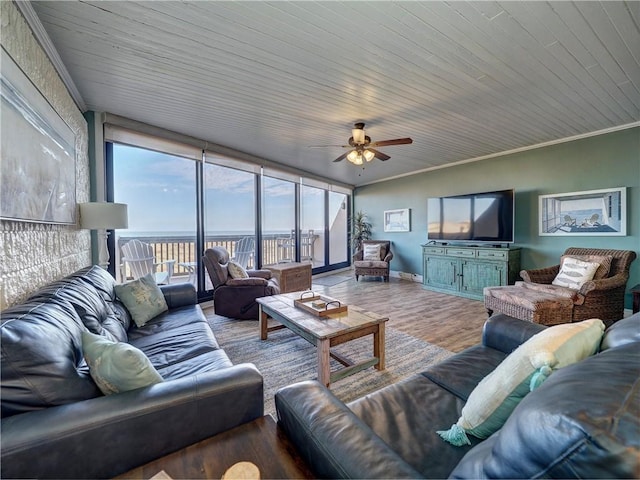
[552,257,600,289]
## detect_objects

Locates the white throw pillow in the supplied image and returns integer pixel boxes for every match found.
[363,244,382,261]
[552,257,600,290]
[228,260,249,279]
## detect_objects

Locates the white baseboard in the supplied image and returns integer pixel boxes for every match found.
[390,270,423,283]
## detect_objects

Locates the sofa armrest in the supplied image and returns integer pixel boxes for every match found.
[275,381,423,479]
[352,249,364,262]
[482,314,546,353]
[1,364,263,479]
[383,251,394,262]
[160,282,197,308]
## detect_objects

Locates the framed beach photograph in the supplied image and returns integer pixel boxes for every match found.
[539,187,626,236]
[0,48,76,224]
[384,208,410,232]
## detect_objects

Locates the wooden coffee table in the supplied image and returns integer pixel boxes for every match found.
[115,416,313,479]
[257,292,387,387]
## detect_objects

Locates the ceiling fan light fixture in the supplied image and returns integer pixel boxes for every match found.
[363,149,375,162]
[347,150,363,165]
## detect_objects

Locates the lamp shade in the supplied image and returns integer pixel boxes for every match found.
[79,202,128,229]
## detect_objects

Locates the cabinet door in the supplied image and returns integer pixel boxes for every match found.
[425,256,459,292]
[461,261,506,297]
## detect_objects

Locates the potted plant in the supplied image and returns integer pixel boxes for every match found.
[352,210,372,251]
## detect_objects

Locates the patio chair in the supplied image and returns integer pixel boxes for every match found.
[583,213,600,226]
[121,239,176,285]
[564,215,576,226]
[232,236,255,269]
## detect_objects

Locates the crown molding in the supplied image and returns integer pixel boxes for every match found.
[14,0,87,111]
[357,122,640,187]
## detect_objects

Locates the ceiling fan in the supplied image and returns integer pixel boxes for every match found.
[311,123,412,165]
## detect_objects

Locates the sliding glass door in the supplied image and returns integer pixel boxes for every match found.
[204,163,256,275]
[301,185,325,268]
[261,176,296,266]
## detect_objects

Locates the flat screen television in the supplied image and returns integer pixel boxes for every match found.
[427,189,515,244]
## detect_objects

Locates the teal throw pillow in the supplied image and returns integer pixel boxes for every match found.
[82,331,163,395]
[437,318,605,446]
[114,273,168,327]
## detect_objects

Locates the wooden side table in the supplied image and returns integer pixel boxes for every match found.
[630,284,640,314]
[115,416,313,479]
[266,262,312,293]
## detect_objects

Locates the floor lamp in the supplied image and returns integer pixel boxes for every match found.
[79,202,128,269]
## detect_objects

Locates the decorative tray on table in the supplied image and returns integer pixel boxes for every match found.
[294,291,348,317]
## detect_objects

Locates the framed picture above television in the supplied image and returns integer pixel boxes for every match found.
[539,187,627,236]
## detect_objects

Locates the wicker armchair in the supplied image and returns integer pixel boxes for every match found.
[353,240,393,282]
[519,247,636,325]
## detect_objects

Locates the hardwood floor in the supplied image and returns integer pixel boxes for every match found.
[311,273,488,353]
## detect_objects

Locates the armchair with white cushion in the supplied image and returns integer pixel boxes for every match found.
[353,240,393,282]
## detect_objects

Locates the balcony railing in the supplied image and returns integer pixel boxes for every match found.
[115,233,320,284]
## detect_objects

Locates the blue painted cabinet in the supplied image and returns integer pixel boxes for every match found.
[423,245,521,300]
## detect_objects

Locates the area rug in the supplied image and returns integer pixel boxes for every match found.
[209,315,453,417]
[312,275,352,287]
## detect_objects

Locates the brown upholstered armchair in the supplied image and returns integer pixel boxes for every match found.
[353,240,393,282]
[203,247,280,320]
[518,247,636,325]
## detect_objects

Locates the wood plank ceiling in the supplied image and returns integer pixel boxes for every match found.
[30,1,639,186]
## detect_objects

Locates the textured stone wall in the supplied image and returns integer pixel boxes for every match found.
[1,2,91,310]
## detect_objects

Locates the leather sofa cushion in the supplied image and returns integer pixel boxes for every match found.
[450,343,640,479]
[128,305,222,370]
[600,312,640,351]
[1,299,102,417]
[422,345,507,400]
[157,350,233,378]
[348,374,479,478]
[26,266,129,341]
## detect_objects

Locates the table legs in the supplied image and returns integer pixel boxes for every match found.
[374,322,385,371]
[259,306,268,340]
[317,339,331,387]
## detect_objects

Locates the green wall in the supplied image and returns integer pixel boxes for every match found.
[355,127,640,309]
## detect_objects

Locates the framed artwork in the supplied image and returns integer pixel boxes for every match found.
[539,187,626,236]
[384,208,410,232]
[0,48,76,224]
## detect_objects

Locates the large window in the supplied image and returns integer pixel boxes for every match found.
[107,129,351,297]
[301,185,325,268]
[112,144,196,286]
[329,191,348,265]
[261,176,296,266]
[204,163,256,270]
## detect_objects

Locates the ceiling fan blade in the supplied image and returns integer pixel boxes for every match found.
[333,151,350,163]
[308,144,351,148]
[370,138,413,147]
[369,148,391,161]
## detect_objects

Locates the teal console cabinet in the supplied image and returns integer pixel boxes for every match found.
[422,245,521,300]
